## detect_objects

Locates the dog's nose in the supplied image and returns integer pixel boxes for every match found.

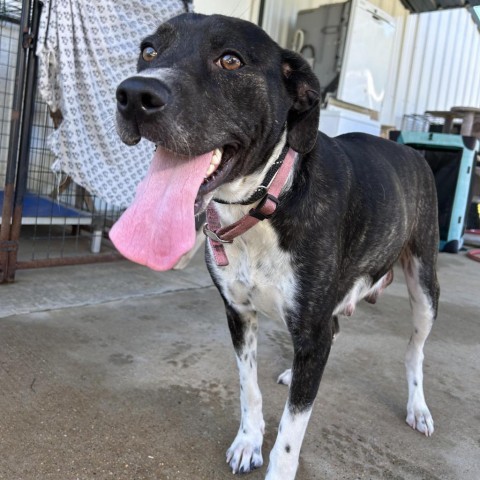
[116,76,170,115]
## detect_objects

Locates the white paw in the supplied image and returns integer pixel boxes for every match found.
[226,432,263,474]
[406,407,434,436]
[277,368,292,387]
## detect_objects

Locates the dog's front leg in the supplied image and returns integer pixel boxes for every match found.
[225,303,265,474]
[266,314,333,480]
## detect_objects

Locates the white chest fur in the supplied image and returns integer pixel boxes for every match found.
[209,205,297,323]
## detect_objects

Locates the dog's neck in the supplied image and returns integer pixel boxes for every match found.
[213,131,291,206]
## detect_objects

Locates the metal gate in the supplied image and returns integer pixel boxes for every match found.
[0,0,123,283]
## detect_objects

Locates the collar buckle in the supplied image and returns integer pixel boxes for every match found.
[203,223,233,244]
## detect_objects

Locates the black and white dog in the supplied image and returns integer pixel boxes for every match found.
[111,13,440,480]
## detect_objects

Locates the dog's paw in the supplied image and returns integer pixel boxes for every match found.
[277,368,292,387]
[226,434,263,474]
[406,407,434,437]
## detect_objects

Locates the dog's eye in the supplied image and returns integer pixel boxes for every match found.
[142,46,158,62]
[216,54,243,71]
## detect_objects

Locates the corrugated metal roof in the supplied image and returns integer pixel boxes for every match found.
[399,1,480,30]
[399,1,480,13]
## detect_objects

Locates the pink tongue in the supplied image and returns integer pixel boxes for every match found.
[110,148,213,271]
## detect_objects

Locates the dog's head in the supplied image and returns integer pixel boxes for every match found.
[111,13,320,270]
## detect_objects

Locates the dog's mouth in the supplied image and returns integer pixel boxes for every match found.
[202,147,224,185]
[195,145,236,210]
[109,143,237,271]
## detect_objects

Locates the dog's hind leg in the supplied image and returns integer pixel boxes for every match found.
[224,303,265,474]
[401,248,439,437]
[266,313,334,480]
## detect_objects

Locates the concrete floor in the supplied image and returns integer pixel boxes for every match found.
[0,250,479,480]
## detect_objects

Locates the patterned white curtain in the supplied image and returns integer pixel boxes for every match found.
[36,0,191,207]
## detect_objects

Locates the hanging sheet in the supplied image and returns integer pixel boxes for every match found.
[36,0,191,208]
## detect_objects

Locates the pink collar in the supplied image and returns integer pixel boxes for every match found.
[204,147,297,266]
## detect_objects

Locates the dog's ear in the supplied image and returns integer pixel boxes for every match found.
[281,50,320,154]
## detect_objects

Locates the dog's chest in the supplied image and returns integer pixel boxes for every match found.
[211,217,297,322]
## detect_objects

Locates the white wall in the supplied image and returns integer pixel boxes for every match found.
[194,0,260,23]
[392,7,480,127]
